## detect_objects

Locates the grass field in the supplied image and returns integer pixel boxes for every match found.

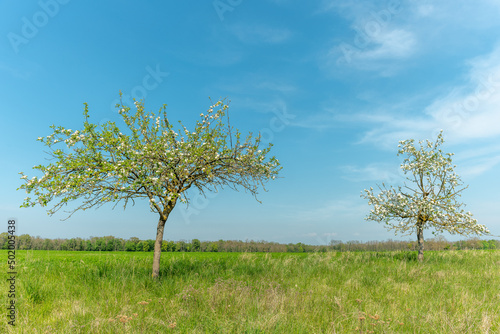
[1,250,499,333]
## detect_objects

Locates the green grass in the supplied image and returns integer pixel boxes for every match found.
[1,250,499,333]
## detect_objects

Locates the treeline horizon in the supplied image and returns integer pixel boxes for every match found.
[1,233,498,252]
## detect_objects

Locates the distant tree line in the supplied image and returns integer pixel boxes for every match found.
[325,237,498,252]
[0,233,497,252]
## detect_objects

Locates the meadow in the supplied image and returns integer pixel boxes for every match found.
[1,250,499,333]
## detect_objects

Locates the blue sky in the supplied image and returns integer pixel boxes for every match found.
[1,0,499,244]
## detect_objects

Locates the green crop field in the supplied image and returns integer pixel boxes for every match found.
[1,250,499,333]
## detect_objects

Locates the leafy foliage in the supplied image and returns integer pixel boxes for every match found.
[362,131,489,237]
[18,97,281,221]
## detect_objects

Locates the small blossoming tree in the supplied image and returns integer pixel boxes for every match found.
[361,131,489,261]
[19,96,281,277]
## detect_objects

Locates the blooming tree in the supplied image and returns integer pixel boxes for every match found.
[361,132,489,261]
[19,97,281,277]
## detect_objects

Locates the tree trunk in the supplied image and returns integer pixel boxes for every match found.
[416,219,424,262]
[151,199,178,278]
[152,216,167,278]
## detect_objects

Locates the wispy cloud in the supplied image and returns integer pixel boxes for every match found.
[321,0,417,75]
[411,0,500,29]
[210,73,298,97]
[321,0,500,76]
[288,109,339,130]
[0,62,32,80]
[356,114,435,149]
[340,163,404,184]
[335,45,500,147]
[356,29,415,60]
[327,28,417,76]
[425,46,500,141]
[321,43,500,178]
[453,144,500,178]
[460,155,500,178]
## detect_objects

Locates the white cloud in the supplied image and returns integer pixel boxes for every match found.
[321,0,417,75]
[334,45,500,148]
[210,73,298,97]
[341,163,404,184]
[322,0,500,76]
[326,28,417,76]
[342,109,435,150]
[415,4,434,17]
[324,45,500,178]
[453,144,500,178]
[409,0,500,29]
[355,29,416,60]
[0,62,32,80]
[425,45,500,140]
[288,109,338,130]
[460,155,500,178]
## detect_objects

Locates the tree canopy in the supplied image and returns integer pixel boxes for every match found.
[362,131,489,261]
[19,96,281,276]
